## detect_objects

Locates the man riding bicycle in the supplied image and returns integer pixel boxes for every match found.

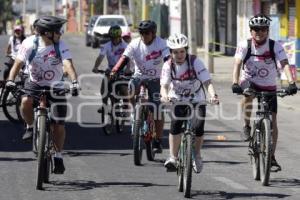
[6,16,79,174]
[161,33,219,173]
[92,25,130,112]
[232,14,298,172]
[110,20,170,153]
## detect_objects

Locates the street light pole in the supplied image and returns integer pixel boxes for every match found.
[204,0,214,73]
[186,0,197,55]
[52,0,56,16]
[35,0,39,18]
[23,0,26,17]
[103,0,108,14]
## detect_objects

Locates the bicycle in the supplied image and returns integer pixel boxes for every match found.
[0,71,28,123]
[98,69,130,135]
[21,87,70,190]
[245,89,288,186]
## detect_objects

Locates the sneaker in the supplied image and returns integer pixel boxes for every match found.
[53,157,65,174]
[22,128,33,141]
[164,157,178,172]
[152,139,163,154]
[271,156,282,172]
[193,157,203,173]
[242,125,251,141]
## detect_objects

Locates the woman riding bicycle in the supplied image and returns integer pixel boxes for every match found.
[161,33,219,173]
[4,25,26,80]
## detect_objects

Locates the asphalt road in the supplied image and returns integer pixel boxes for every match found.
[0,34,299,200]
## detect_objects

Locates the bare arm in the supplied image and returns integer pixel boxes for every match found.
[63,59,78,81]
[233,58,243,84]
[6,44,11,56]
[8,58,23,81]
[160,84,169,102]
[92,55,105,71]
[203,79,217,97]
[280,59,295,83]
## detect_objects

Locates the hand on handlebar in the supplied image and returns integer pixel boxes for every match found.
[71,80,80,96]
[5,80,16,91]
[209,94,219,105]
[286,83,298,95]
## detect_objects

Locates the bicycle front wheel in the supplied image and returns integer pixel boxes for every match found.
[250,123,260,181]
[102,97,114,135]
[133,104,144,166]
[183,133,193,198]
[259,118,272,186]
[36,115,47,190]
[2,89,23,123]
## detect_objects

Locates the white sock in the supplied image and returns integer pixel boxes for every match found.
[26,124,33,129]
[55,152,63,158]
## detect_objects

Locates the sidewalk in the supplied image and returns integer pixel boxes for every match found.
[197,53,300,112]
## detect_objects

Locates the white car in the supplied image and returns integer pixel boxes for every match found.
[91,15,131,48]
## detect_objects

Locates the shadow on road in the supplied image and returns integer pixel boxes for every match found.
[270,178,300,188]
[44,180,174,191]
[191,190,290,199]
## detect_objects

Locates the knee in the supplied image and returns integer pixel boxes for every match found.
[21,97,33,107]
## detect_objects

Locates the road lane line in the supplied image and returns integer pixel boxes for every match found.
[214,176,248,190]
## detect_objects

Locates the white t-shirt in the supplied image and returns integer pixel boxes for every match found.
[235,38,287,90]
[8,36,23,59]
[161,57,211,102]
[123,36,170,79]
[17,35,72,87]
[99,40,127,69]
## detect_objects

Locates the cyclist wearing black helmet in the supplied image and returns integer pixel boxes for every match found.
[92,25,131,112]
[6,16,79,174]
[232,14,297,172]
[110,20,170,153]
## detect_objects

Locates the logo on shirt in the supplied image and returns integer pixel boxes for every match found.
[179,69,196,80]
[145,50,162,61]
[258,68,269,78]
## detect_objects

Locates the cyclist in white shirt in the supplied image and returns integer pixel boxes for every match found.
[4,25,26,79]
[92,25,130,113]
[161,33,219,173]
[110,20,170,153]
[6,16,79,174]
[232,14,298,171]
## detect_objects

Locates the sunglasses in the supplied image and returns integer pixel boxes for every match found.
[251,27,268,32]
[139,31,151,35]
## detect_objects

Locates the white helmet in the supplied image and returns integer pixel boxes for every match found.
[249,14,271,27]
[167,33,188,49]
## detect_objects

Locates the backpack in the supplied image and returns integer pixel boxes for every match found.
[28,36,61,63]
[242,39,277,69]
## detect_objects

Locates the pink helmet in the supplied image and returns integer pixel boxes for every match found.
[122,31,131,38]
[14,25,22,31]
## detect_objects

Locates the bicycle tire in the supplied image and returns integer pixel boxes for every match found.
[183,133,193,198]
[259,118,272,186]
[133,104,143,166]
[115,98,125,133]
[1,89,23,123]
[36,114,47,190]
[145,140,155,161]
[177,146,184,192]
[32,119,39,156]
[102,97,114,135]
[251,123,260,180]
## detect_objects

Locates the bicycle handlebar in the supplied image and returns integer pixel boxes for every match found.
[242,88,289,98]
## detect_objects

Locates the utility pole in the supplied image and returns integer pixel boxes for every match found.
[35,0,39,18]
[91,0,94,16]
[52,0,56,16]
[142,0,149,20]
[119,0,123,15]
[103,0,108,15]
[204,0,214,73]
[22,0,26,17]
[186,0,197,55]
[128,0,135,27]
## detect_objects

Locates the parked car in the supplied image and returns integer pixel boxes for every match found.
[84,15,99,47]
[91,15,131,48]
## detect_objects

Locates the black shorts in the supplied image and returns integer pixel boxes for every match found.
[170,104,206,137]
[22,82,67,124]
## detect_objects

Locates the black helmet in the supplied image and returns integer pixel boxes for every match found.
[34,16,67,33]
[138,20,157,33]
[108,25,122,38]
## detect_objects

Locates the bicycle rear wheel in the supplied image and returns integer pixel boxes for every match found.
[183,133,193,198]
[2,89,23,123]
[102,97,114,135]
[259,119,272,186]
[36,114,47,190]
[133,104,144,166]
[250,124,260,180]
